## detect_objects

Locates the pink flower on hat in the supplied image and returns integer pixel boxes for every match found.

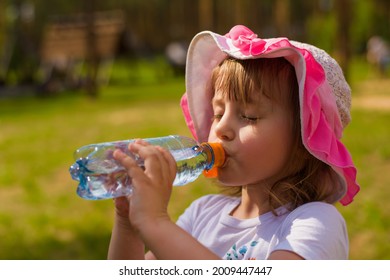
[226,25,266,55]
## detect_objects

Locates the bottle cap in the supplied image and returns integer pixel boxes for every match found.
[206,142,225,167]
[201,142,225,178]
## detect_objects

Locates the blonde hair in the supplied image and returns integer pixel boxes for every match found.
[211,57,339,214]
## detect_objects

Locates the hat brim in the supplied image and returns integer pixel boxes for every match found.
[181,29,359,205]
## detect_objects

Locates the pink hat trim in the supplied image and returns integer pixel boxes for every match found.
[180,93,196,139]
[181,25,359,205]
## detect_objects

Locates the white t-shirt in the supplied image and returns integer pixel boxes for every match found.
[176,194,348,260]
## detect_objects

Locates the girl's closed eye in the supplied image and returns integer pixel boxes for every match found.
[240,115,260,123]
[240,107,262,123]
[212,114,223,121]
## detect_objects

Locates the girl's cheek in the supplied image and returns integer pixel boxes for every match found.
[208,125,217,141]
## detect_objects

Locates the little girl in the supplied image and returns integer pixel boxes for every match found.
[108,25,360,260]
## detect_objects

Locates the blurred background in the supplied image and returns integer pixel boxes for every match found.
[0,0,389,259]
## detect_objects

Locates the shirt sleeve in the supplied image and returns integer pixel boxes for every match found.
[271,202,349,260]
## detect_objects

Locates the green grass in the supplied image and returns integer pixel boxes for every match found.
[0,68,193,259]
[341,109,390,259]
[0,59,389,259]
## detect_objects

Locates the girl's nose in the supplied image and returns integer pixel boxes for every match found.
[214,114,235,141]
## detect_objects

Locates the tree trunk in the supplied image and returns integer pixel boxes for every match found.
[335,0,352,81]
[84,0,98,98]
[199,0,214,31]
[274,0,290,36]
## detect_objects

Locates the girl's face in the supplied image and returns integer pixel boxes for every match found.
[208,89,294,188]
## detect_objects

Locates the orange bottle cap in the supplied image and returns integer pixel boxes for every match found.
[203,167,219,178]
[201,142,225,178]
[205,142,225,167]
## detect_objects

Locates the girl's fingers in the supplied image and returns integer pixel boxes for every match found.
[113,149,132,167]
[113,196,129,218]
[138,146,169,184]
[155,146,177,182]
[130,142,176,187]
[113,149,144,180]
[114,141,176,191]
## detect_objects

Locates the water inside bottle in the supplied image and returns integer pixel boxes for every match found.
[173,146,207,186]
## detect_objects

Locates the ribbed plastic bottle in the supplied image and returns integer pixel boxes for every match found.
[69,135,225,200]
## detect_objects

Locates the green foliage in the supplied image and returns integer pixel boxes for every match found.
[306,11,337,52]
[350,0,376,53]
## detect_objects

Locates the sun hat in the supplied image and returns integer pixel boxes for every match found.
[180,25,359,205]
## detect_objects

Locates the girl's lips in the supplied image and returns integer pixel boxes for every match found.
[220,157,229,169]
[220,147,230,168]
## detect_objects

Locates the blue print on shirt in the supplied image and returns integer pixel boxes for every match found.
[224,241,259,260]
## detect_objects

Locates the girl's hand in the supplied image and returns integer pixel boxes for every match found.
[113,196,133,230]
[111,140,219,260]
[113,140,177,232]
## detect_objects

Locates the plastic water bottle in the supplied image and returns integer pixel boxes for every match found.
[69,135,225,200]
